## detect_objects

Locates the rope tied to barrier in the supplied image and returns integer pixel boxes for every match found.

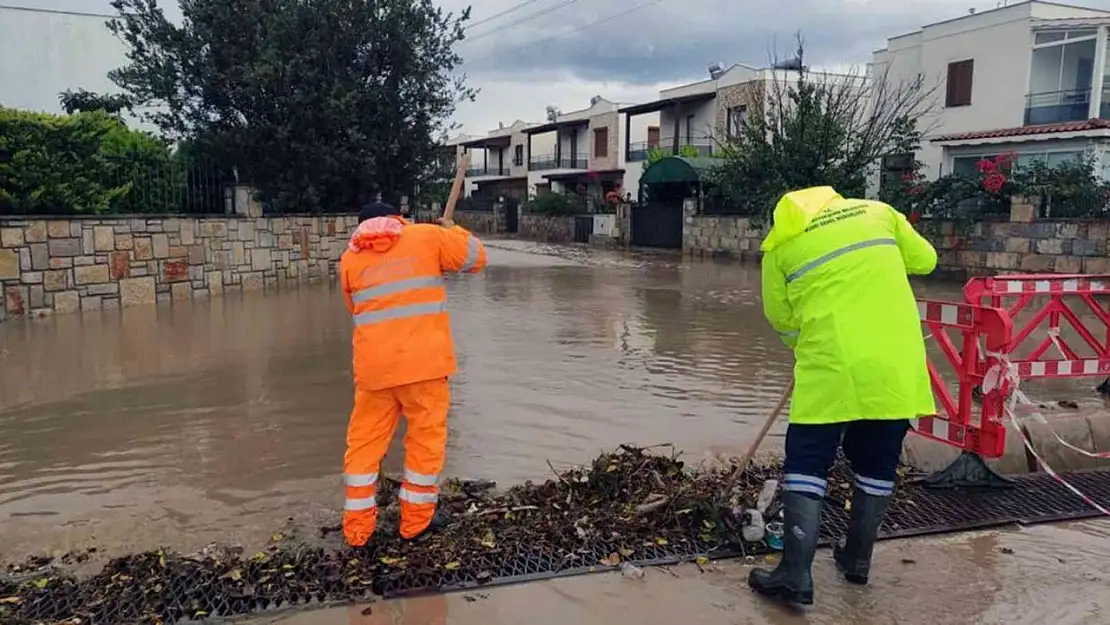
[980,351,1110,516]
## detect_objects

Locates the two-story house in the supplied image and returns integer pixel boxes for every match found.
[872,0,1110,189]
[619,63,767,165]
[451,120,535,204]
[523,96,643,201]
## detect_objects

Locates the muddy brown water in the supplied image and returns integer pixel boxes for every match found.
[1,240,1109,622]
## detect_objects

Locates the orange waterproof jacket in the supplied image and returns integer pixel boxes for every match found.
[339,216,487,391]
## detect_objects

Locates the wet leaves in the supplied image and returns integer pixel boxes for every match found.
[0,447,911,625]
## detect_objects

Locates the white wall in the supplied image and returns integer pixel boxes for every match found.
[0,6,155,130]
[556,126,589,161]
[659,98,716,145]
[623,111,658,144]
[872,2,1110,180]
[529,132,557,157]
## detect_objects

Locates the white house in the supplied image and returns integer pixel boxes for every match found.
[0,4,155,130]
[619,62,865,199]
[871,0,1110,188]
[522,96,645,200]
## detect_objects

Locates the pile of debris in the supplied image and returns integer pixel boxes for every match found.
[0,446,911,625]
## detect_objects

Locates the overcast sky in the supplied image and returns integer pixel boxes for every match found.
[7,0,1083,134]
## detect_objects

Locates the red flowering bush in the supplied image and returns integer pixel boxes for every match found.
[975,153,1016,197]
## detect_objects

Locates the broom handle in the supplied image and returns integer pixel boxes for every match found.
[733,379,794,480]
[441,151,471,224]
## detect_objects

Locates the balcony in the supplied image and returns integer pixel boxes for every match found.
[626,141,715,161]
[528,153,588,171]
[1024,89,1095,125]
[466,164,513,177]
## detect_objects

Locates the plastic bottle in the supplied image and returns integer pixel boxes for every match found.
[620,562,645,579]
[741,509,766,542]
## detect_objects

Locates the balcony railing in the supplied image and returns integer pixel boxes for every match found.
[1024,88,1095,125]
[626,141,715,161]
[528,153,588,171]
[466,164,513,177]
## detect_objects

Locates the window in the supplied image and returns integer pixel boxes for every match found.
[513,144,524,166]
[879,153,915,197]
[727,105,749,138]
[946,59,974,107]
[647,126,660,148]
[1035,29,1097,45]
[593,127,609,158]
[952,151,1084,176]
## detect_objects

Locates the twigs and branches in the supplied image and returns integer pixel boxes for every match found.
[0,446,915,624]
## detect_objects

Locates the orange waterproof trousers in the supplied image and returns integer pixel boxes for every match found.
[343,377,449,546]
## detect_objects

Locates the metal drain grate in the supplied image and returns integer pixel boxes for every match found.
[4,470,1108,624]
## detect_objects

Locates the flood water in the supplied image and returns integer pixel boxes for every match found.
[1,240,1109,623]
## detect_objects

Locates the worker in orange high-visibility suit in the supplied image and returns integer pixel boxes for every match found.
[338,199,487,547]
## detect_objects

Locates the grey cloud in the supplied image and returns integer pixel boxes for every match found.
[454,0,991,84]
[14,0,985,86]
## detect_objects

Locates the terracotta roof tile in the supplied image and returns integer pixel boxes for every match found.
[932,118,1110,142]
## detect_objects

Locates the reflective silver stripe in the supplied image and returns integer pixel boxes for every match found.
[353,301,446,326]
[403,468,439,487]
[344,496,377,511]
[351,276,445,304]
[398,488,439,505]
[785,238,897,283]
[459,236,480,273]
[344,473,379,487]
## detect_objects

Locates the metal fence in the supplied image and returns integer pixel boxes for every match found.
[1035,193,1110,218]
[103,155,233,215]
[527,153,588,171]
[1,155,234,216]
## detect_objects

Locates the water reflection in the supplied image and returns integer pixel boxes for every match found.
[0,243,1103,559]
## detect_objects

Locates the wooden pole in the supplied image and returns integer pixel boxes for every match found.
[442,151,471,223]
[734,379,794,479]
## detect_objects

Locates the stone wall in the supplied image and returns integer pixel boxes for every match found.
[682,208,1110,277]
[452,210,498,234]
[713,82,763,140]
[682,215,765,260]
[520,214,575,243]
[917,217,1110,276]
[588,110,621,172]
[0,214,359,322]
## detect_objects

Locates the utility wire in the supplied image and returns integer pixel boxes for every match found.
[464,0,580,44]
[465,0,545,31]
[460,0,668,68]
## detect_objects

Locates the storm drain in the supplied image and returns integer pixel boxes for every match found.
[4,470,1108,624]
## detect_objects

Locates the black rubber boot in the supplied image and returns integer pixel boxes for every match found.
[403,508,451,541]
[833,488,891,585]
[748,491,823,606]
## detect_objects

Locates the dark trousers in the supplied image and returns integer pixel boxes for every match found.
[781,419,911,500]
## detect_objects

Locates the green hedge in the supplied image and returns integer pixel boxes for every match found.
[0,108,194,215]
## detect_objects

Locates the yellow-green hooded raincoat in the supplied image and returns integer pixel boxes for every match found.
[761,187,937,425]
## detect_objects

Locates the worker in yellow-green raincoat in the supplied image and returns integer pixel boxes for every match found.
[748,186,937,607]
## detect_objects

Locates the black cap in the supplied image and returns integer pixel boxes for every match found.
[358,200,400,223]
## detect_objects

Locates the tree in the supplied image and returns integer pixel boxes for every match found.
[106,0,475,213]
[708,36,939,219]
[58,89,133,116]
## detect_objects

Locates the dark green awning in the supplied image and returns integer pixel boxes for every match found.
[639,156,719,186]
